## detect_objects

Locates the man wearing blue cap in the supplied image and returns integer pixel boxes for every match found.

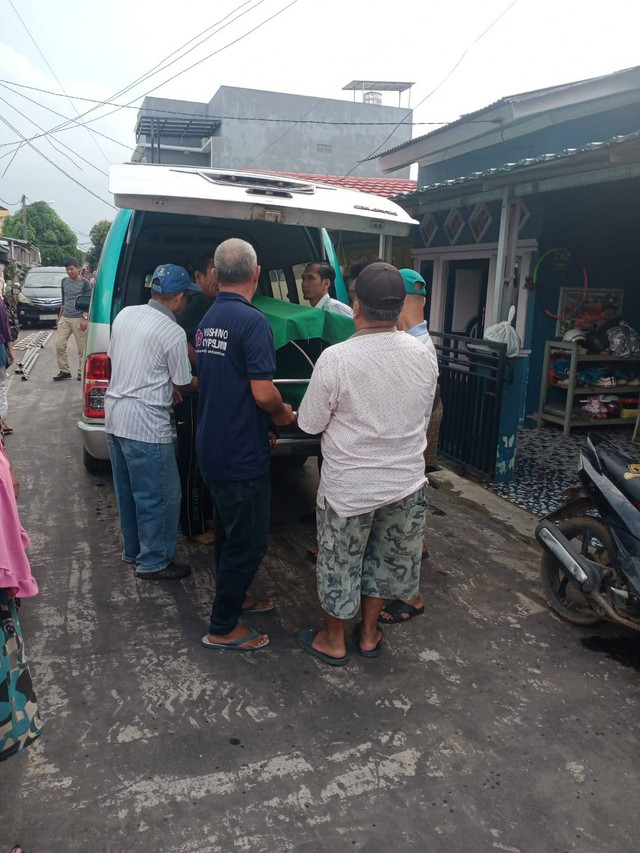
[105,264,199,580]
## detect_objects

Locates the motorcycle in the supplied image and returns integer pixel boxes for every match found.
[535,433,640,631]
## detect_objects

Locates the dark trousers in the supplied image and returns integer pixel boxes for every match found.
[175,395,212,536]
[207,472,271,635]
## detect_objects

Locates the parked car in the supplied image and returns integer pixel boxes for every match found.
[17,266,65,326]
[77,165,417,473]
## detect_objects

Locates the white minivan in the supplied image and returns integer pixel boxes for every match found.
[77,165,417,472]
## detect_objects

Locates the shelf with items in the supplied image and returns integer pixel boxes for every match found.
[537,340,640,436]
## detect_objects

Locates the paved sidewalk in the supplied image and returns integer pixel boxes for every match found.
[2,340,640,853]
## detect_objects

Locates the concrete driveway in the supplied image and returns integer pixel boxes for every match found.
[2,337,640,853]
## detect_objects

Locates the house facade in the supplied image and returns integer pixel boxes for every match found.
[132,85,413,177]
[377,66,640,481]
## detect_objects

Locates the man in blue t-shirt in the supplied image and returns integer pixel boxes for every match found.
[196,238,294,652]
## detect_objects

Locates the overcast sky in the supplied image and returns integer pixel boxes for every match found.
[1,0,639,242]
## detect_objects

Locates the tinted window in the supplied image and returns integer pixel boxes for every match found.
[24,272,64,291]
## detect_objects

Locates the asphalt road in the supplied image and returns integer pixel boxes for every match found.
[2,334,640,853]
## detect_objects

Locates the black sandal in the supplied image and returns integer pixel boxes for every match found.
[378,599,425,624]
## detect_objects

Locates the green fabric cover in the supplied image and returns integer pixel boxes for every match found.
[252,294,355,350]
[252,294,355,408]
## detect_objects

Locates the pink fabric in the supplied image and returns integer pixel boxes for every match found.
[0,445,38,598]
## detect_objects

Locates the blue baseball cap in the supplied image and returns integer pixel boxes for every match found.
[150,264,200,294]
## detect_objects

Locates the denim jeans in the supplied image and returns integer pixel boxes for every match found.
[207,472,271,635]
[107,433,181,573]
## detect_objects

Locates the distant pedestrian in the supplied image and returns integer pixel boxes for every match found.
[379,268,441,625]
[53,259,92,382]
[196,239,294,652]
[0,442,43,761]
[175,252,218,545]
[297,263,438,666]
[301,262,353,316]
[105,264,199,580]
[0,296,14,437]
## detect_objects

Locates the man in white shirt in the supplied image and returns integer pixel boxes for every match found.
[105,264,199,580]
[301,262,353,317]
[297,263,439,666]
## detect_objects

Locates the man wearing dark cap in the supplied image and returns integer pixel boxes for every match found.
[105,264,199,580]
[297,262,439,665]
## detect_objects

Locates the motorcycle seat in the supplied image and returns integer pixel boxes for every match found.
[598,448,640,504]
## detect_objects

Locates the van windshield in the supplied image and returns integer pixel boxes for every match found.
[24,272,64,290]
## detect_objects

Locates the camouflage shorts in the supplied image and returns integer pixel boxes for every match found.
[316,488,428,619]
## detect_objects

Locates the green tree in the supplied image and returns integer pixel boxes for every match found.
[1,201,79,266]
[85,219,112,269]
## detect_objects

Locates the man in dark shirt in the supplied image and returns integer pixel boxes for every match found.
[196,238,294,651]
[175,252,217,545]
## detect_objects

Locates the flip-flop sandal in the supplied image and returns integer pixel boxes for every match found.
[201,628,269,651]
[242,600,275,615]
[306,545,318,563]
[297,628,348,666]
[378,600,425,624]
[353,625,383,658]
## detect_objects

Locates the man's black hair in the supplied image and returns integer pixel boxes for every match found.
[191,251,216,276]
[349,257,383,280]
[63,258,80,268]
[307,261,336,286]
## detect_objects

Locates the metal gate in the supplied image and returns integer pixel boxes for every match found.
[430,332,508,478]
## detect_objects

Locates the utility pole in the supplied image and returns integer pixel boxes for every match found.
[21,195,28,242]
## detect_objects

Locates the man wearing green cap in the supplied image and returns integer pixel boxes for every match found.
[379,268,443,625]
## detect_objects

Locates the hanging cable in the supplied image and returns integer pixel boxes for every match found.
[0,82,136,153]
[341,0,521,180]
[0,115,115,209]
[7,0,110,166]
[2,0,301,150]
[10,0,269,148]
[0,94,109,177]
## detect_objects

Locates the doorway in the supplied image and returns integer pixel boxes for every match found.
[444,259,489,338]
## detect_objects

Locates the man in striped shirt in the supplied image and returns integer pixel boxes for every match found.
[105,264,199,580]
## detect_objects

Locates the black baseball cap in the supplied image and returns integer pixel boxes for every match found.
[354,262,406,309]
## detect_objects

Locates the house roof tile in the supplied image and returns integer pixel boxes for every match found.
[250,170,416,198]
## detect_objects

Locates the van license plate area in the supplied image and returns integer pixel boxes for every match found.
[39,314,57,321]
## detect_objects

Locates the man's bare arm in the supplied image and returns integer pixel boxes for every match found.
[250,379,294,425]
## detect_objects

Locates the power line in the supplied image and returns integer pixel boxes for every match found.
[92,0,266,112]
[9,0,270,151]
[0,82,136,153]
[0,196,20,207]
[0,93,109,178]
[1,0,302,150]
[0,115,115,210]
[7,0,110,166]
[0,78,499,132]
[342,0,522,179]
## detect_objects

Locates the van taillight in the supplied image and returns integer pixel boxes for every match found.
[84,353,111,418]
[86,353,111,382]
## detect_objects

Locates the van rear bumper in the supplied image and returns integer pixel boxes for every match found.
[78,420,109,461]
[77,420,319,463]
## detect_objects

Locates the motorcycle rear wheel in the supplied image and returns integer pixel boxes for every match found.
[540,516,612,626]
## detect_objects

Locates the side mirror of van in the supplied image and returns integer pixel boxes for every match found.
[75,294,91,313]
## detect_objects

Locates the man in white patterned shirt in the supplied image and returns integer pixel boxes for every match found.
[297,263,438,666]
[105,264,199,580]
